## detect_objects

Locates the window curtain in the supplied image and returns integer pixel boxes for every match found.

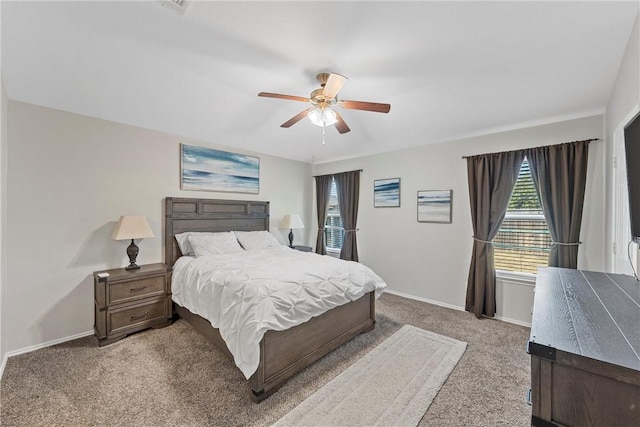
[466,151,525,318]
[334,170,361,261]
[314,174,334,255]
[525,140,590,269]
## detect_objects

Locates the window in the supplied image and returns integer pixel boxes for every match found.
[325,178,344,251]
[494,158,551,274]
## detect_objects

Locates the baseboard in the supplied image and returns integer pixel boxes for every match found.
[384,289,465,312]
[383,289,531,328]
[0,330,93,381]
[0,353,7,381]
[493,315,531,327]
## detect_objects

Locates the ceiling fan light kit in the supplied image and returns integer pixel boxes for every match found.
[308,108,337,127]
[258,72,391,143]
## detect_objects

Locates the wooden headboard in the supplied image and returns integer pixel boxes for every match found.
[164,197,270,266]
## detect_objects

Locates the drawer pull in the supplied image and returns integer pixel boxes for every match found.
[130,285,148,292]
[130,311,148,320]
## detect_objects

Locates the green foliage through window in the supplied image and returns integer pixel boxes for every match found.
[508,159,542,212]
[495,158,551,274]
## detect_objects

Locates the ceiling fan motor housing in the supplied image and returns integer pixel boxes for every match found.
[310,88,337,107]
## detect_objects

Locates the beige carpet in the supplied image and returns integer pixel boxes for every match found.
[274,325,467,427]
[0,293,531,426]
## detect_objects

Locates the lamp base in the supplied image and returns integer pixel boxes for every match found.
[288,229,294,248]
[126,239,140,270]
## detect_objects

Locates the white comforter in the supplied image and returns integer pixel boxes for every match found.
[171,246,387,378]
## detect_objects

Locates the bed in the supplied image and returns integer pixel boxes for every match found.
[165,197,383,402]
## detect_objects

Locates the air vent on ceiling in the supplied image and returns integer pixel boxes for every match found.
[158,0,190,15]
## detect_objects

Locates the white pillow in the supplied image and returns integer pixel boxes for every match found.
[188,232,245,257]
[234,230,281,250]
[175,231,220,256]
[175,232,196,256]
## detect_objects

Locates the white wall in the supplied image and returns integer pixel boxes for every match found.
[4,101,313,353]
[0,81,6,369]
[313,115,604,325]
[604,13,640,273]
[0,0,5,371]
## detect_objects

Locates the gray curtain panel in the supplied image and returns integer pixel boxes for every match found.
[466,151,525,318]
[525,140,590,269]
[334,170,361,261]
[314,174,333,255]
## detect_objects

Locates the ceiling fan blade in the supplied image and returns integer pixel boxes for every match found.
[339,100,391,113]
[281,108,313,128]
[258,92,309,103]
[334,111,351,134]
[322,73,348,99]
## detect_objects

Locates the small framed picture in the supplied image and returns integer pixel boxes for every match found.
[374,178,401,207]
[417,190,452,223]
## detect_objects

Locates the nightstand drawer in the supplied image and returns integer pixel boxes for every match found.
[108,276,166,305]
[94,263,172,346]
[108,298,168,335]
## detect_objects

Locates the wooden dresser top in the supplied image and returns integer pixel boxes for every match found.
[529,267,640,371]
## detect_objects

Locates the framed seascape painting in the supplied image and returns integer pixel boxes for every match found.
[417,190,452,223]
[181,144,260,194]
[374,178,401,207]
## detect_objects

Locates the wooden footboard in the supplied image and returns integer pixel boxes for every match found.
[174,291,376,402]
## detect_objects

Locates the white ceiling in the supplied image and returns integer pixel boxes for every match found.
[2,1,638,164]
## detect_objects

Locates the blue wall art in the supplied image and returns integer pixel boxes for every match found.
[374,178,401,207]
[181,144,260,194]
[417,190,452,223]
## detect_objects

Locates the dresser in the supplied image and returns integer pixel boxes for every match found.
[528,267,640,426]
[94,263,172,346]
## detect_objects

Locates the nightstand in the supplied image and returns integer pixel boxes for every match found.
[94,263,172,346]
[292,245,312,252]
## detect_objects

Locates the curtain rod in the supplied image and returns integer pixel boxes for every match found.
[313,168,363,178]
[461,138,600,159]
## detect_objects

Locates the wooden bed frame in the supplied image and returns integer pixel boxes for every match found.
[165,197,376,402]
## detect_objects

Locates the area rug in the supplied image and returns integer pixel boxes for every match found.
[273,324,467,427]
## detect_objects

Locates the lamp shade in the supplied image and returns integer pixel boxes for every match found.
[112,216,155,240]
[280,214,304,229]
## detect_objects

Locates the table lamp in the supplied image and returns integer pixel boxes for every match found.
[280,214,304,248]
[112,215,155,270]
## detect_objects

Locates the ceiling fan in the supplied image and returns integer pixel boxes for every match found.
[258,72,391,135]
